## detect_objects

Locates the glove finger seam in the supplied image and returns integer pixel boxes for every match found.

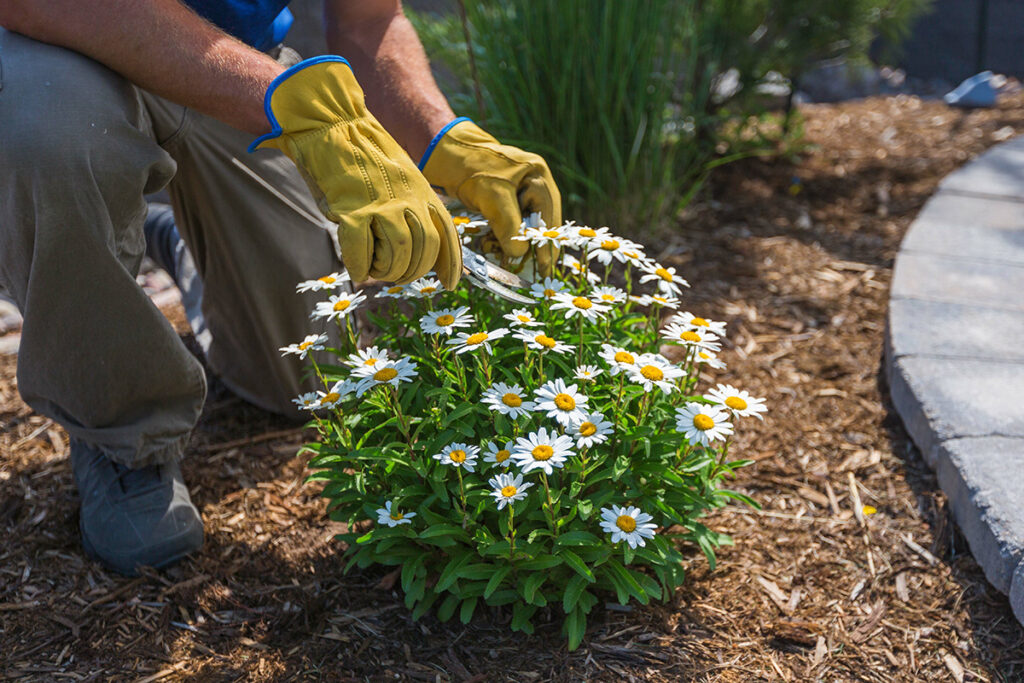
[367,136,412,195]
[363,138,397,201]
[351,147,379,202]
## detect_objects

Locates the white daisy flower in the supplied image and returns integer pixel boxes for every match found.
[599,344,639,376]
[639,262,689,296]
[705,384,768,420]
[503,308,542,327]
[345,346,390,377]
[561,254,601,285]
[420,306,473,335]
[484,441,515,469]
[694,349,727,370]
[570,412,613,449]
[409,276,444,298]
[296,271,350,293]
[533,379,589,426]
[376,284,409,299]
[669,311,727,336]
[550,292,611,322]
[481,382,536,418]
[488,472,534,510]
[279,333,328,359]
[599,505,657,549]
[592,285,627,305]
[586,235,642,266]
[314,380,355,410]
[452,213,489,240]
[568,225,613,248]
[432,442,480,472]
[675,402,734,447]
[630,293,680,309]
[661,323,721,352]
[292,391,321,410]
[530,277,569,301]
[510,427,574,475]
[376,501,415,527]
[353,357,418,397]
[573,365,603,382]
[513,223,565,248]
[513,329,573,354]
[618,245,650,267]
[446,328,509,355]
[311,291,367,321]
[627,353,685,394]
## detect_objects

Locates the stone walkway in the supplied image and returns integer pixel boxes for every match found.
[887,135,1024,625]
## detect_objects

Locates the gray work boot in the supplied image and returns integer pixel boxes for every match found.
[71,440,204,575]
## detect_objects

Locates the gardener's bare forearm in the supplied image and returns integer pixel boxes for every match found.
[324,0,455,160]
[0,0,281,135]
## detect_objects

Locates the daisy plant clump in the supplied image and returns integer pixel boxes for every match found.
[290,215,765,650]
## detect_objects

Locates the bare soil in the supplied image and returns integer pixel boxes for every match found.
[3,94,1024,681]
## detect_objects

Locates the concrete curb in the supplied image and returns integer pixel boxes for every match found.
[886,135,1024,625]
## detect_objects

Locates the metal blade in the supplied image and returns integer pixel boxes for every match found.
[461,246,535,304]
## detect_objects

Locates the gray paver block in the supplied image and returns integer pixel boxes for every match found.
[887,355,1024,467]
[1012,562,1024,626]
[888,298,1024,361]
[891,250,1024,312]
[903,193,1024,266]
[941,136,1024,199]
[933,437,1024,593]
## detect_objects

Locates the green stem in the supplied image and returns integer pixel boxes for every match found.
[508,506,516,561]
[456,467,468,526]
[540,472,558,537]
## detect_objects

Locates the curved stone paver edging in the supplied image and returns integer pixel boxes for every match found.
[886,134,1024,625]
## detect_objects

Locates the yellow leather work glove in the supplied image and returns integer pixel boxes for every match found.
[419,118,562,274]
[250,57,462,289]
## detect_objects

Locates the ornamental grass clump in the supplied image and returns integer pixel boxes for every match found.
[287,216,766,649]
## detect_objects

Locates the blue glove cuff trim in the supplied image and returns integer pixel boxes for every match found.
[247,55,353,153]
[417,116,473,170]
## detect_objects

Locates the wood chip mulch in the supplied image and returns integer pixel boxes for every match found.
[4,93,1024,681]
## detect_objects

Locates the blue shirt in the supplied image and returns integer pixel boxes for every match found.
[184,1,294,51]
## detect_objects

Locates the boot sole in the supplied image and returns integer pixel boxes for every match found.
[80,515,203,577]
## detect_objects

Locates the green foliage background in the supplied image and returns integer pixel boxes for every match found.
[410,0,931,231]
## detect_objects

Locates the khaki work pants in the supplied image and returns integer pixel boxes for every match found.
[0,29,342,466]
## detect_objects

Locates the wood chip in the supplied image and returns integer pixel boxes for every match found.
[848,471,865,527]
[895,572,910,603]
[901,534,939,566]
[942,652,965,683]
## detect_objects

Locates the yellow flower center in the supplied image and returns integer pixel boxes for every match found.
[449,449,467,463]
[466,332,489,345]
[624,251,639,259]
[500,485,518,497]
[322,392,340,404]
[553,393,576,411]
[536,335,557,349]
[579,421,597,436]
[616,515,637,532]
[318,275,336,284]
[364,358,378,366]
[693,414,715,431]
[298,341,313,350]
[614,351,635,364]
[572,296,592,310]
[390,511,404,520]
[698,352,711,360]
[725,396,748,410]
[435,314,455,326]
[640,365,664,381]
[691,317,709,327]
[501,393,522,407]
[543,288,556,298]
[464,225,481,235]
[655,267,672,281]
[387,286,404,294]
[374,368,398,382]
[600,239,620,251]
[680,331,701,342]
[542,229,560,238]
[517,314,532,323]
[420,286,437,294]
[333,299,351,312]
[600,294,615,301]
[453,216,470,225]
[531,445,554,461]
[578,228,596,238]
[495,449,511,463]
[653,296,669,304]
